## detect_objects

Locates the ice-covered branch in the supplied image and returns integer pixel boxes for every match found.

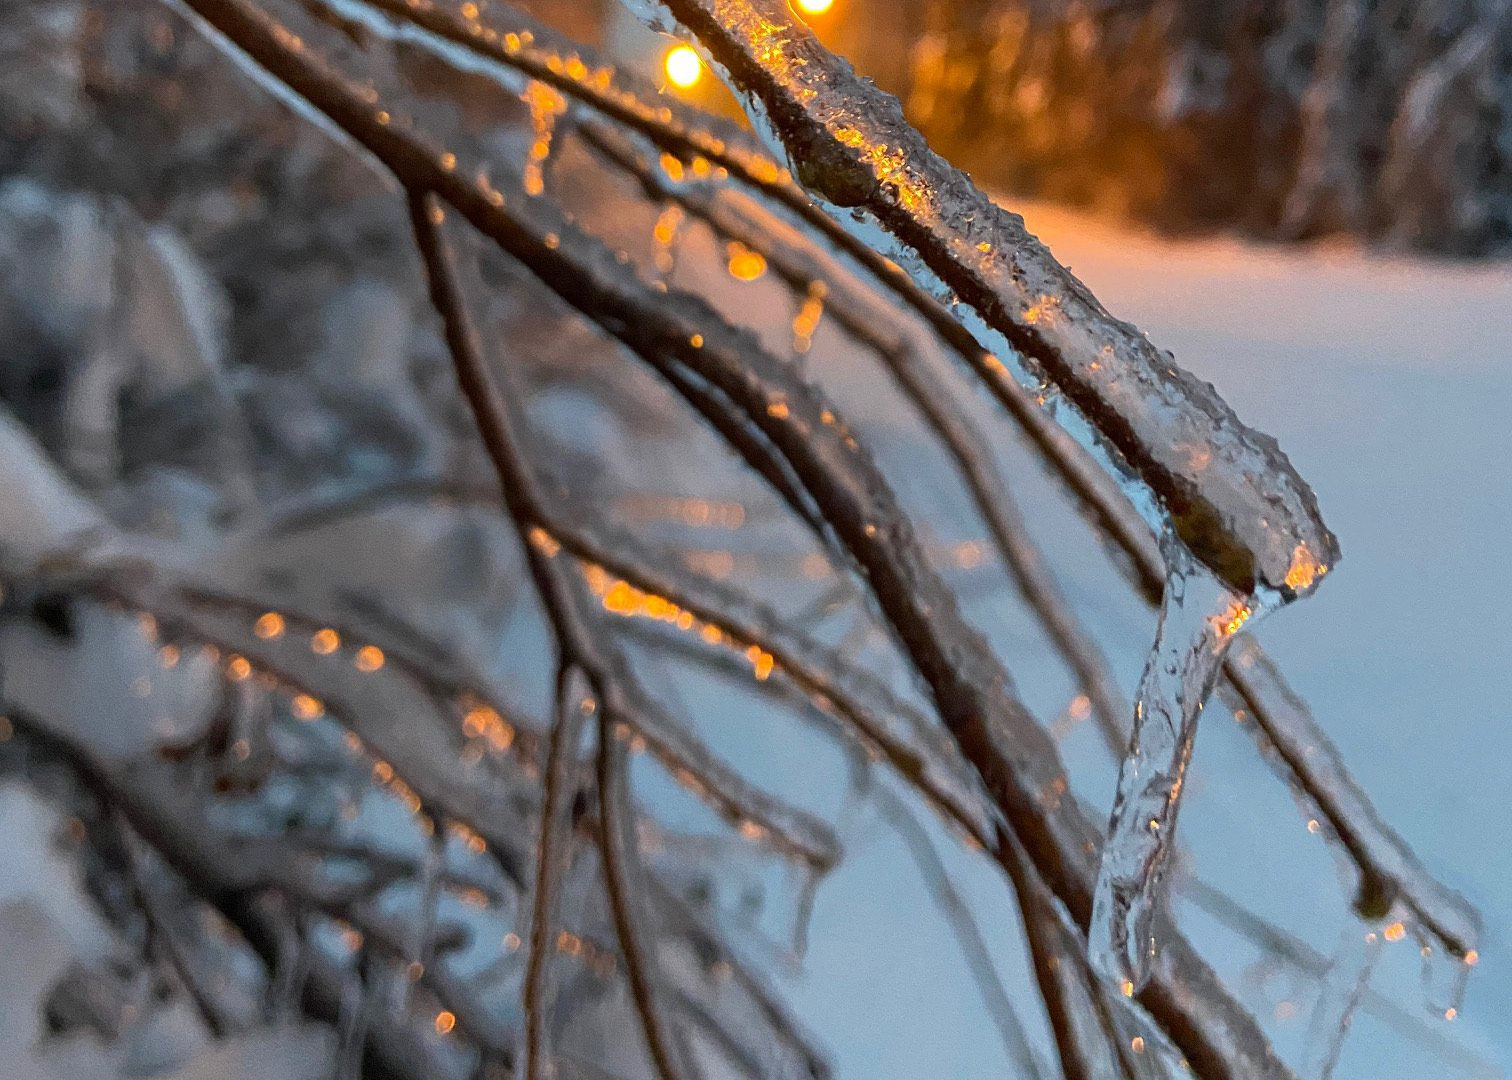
[261,6,1451,968]
[624,0,1338,604]
[376,0,1473,987]
[579,120,1130,757]
[524,665,593,1080]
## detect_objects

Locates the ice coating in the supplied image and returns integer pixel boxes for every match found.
[1303,928,1383,1080]
[626,0,1339,602]
[1089,540,1245,992]
[1415,925,1479,1022]
[1225,639,1482,962]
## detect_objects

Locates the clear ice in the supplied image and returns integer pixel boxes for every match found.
[1088,538,1247,992]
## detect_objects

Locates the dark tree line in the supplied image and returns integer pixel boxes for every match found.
[837,0,1512,254]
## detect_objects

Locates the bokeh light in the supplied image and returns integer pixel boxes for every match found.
[664,45,702,89]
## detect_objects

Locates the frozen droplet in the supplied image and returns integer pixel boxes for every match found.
[1415,927,1476,1021]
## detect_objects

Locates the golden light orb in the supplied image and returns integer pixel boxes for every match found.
[796,0,834,13]
[664,45,702,89]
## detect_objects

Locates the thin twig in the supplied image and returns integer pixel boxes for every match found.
[523,663,591,1080]
[111,810,237,1039]
[874,788,1048,1080]
[596,706,702,1080]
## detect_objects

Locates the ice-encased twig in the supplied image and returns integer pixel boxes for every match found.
[1225,637,1481,957]
[1180,878,1497,1079]
[611,671,841,873]
[621,0,1338,604]
[417,187,846,880]
[522,664,592,1080]
[411,182,839,1080]
[1303,927,1383,1080]
[874,788,1049,1080]
[596,708,706,1080]
[549,508,998,845]
[410,187,727,1080]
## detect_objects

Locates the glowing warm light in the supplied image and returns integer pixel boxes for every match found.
[1216,601,1252,637]
[227,655,252,682]
[796,0,834,13]
[292,694,324,721]
[664,45,702,89]
[354,645,385,672]
[726,242,767,282]
[1383,921,1407,942]
[1283,543,1326,593]
[434,1010,456,1035]
[311,628,340,655]
[254,611,285,640]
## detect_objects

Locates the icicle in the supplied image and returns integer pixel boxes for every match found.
[1090,536,1248,992]
[1415,925,1477,1022]
[1303,927,1382,1080]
